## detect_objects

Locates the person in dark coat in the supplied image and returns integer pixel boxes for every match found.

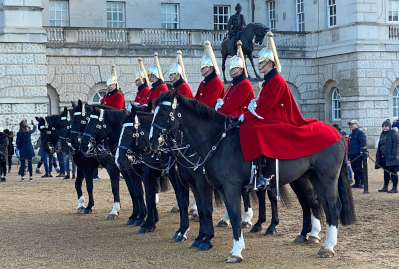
[375,119,399,193]
[3,129,15,174]
[347,119,367,188]
[16,119,36,182]
[0,127,8,182]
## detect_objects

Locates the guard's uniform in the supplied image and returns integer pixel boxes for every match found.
[172,78,193,98]
[134,84,150,105]
[218,73,254,117]
[146,80,169,104]
[101,89,125,110]
[239,69,341,161]
[195,72,225,108]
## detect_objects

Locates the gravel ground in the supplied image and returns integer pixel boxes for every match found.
[0,150,398,268]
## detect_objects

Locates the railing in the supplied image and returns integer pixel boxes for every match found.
[44,27,308,48]
[389,26,399,39]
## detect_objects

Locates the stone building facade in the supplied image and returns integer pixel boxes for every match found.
[2,0,399,148]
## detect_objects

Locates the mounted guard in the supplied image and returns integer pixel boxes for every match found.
[168,51,193,98]
[216,40,254,117]
[194,41,225,108]
[239,32,342,189]
[101,64,125,110]
[144,52,169,104]
[134,58,151,106]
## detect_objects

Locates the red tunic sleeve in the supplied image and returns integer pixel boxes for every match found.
[149,84,169,103]
[218,80,254,117]
[176,83,194,98]
[134,86,150,103]
[195,77,225,108]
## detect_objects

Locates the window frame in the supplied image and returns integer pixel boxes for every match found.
[388,0,399,23]
[327,0,336,28]
[92,90,107,105]
[296,0,305,31]
[267,0,276,31]
[49,0,69,27]
[106,1,126,28]
[213,5,230,30]
[161,3,180,29]
[332,87,341,121]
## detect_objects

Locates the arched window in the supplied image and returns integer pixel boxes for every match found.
[92,90,107,104]
[394,87,399,118]
[332,88,341,121]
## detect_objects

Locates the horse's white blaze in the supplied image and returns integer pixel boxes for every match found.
[149,106,160,140]
[309,213,321,240]
[155,193,159,204]
[219,208,230,224]
[77,196,85,209]
[242,207,253,224]
[109,202,121,215]
[190,200,197,211]
[230,232,245,258]
[324,224,338,251]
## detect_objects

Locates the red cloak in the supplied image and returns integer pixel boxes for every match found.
[174,82,194,99]
[239,72,341,161]
[195,75,225,108]
[101,90,125,110]
[218,78,254,118]
[134,86,150,104]
[141,81,169,105]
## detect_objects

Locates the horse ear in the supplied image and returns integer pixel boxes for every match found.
[130,104,137,115]
[35,116,41,123]
[71,101,76,108]
[122,107,129,117]
[63,107,68,113]
[78,99,82,108]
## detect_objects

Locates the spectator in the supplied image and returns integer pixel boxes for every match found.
[34,137,43,174]
[16,119,36,182]
[64,155,76,179]
[55,142,66,178]
[392,118,399,129]
[3,129,14,175]
[375,119,399,193]
[0,126,8,182]
[347,120,367,188]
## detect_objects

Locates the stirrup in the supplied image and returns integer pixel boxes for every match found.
[245,175,271,190]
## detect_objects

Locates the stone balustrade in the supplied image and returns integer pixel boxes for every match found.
[389,26,399,39]
[44,27,307,48]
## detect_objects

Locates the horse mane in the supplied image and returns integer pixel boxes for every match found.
[155,92,229,124]
[104,109,128,125]
[46,114,60,126]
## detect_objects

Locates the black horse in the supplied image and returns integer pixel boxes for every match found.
[79,106,169,233]
[221,22,268,82]
[149,92,356,263]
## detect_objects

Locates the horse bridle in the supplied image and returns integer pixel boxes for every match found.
[82,109,110,151]
[151,98,182,145]
[59,111,73,151]
[39,118,59,154]
[70,105,89,146]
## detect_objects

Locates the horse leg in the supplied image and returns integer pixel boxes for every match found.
[250,189,266,233]
[75,166,86,213]
[121,169,139,225]
[190,198,199,221]
[128,168,146,226]
[248,52,261,79]
[138,169,159,234]
[225,187,245,263]
[241,190,253,228]
[171,201,180,213]
[82,166,94,214]
[265,189,279,235]
[189,184,206,248]
[106,164,121,220]
[290,180,312,243]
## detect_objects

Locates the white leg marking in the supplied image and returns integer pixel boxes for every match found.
[219,208,230,225]
[155,193,159,204]
[323,224,330,248]
[309,213,322,240]
[190,200,197,211]
[324,225,338,251]
[109,202,121,215]
[149,106,160,140]
[230,232,245,258]
[77,196,85,209]
[173,201,179,209]
[242,207,253,224]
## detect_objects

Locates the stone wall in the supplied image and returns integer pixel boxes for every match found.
[0,43,47,143]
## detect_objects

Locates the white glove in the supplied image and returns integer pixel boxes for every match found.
[215,98,224,111]
[248,99,257,111]
[133,102,140,106]
[238,114,244,122]
[127,103,132,112]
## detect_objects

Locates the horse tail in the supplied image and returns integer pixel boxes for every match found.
[213,189,223,208]
[278,185,291,208]
[338,159,357,225]
[159,175,170,192]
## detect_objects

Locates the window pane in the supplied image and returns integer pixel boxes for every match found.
[50,11,55,20]
[224,7,228,14]
[56,11,61,19]
[214,6,217,14]
[107,12,112,20]
[50,20,55,26]
[119,13,124,21]
[113,13,117,21]
[56,1,61,10]
[118,3,123,12]
[62,11,67,20]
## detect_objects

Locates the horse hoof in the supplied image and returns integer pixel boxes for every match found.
[175,234,187,243]
[226,254,243,263]
[126,219,135,225]
[250,225,262,233]
[77,207,86,214]
[293,235,307,244]
[83,209,92,214]
[319,248,335,258]
[173,231,180,240]
[241,222,252,228]
[317,246,325,255]
[147,226,156,233]
[191,214,200,222]
[106,214,118,220]
[217,220,229,227]
[198,242,213,251]
[265,227,276,235]
[133,220,144,227]
[170,207,180,213]
[138,227,149,234]
[307,236,320,245]
[189,208,196,214]
[191,240,201,248]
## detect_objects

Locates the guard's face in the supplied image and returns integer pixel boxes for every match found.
[169,73,180,83]
[107,83,116,92]
[135,78,143,87]
[229,67,242,78]
[201,66,214,77]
